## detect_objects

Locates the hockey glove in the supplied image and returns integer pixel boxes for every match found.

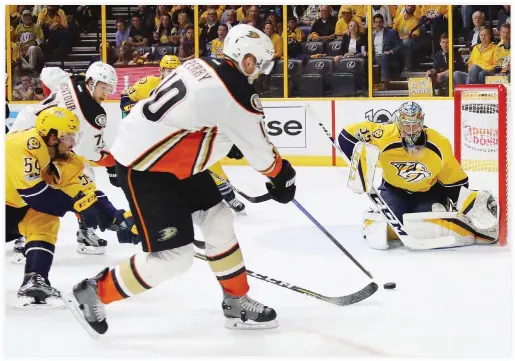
[266,159,296,204]
[106,166,119,187]
[111,210,140,244]
[73,190,100,228]
[227,145,244,160]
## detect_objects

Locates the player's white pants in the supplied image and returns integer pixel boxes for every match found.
[126,202,236,287]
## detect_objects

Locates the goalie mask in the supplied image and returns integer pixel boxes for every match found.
[395,102,426,153]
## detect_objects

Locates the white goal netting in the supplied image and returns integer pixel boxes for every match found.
[456,84,509,245]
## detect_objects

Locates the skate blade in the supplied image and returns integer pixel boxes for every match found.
[14,296,65,310]
[61,292,101,340]
[77,245,106,255]
[11,253,26,264]
[224,318,279,330]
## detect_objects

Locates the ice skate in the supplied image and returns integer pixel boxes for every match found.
[15,273,64,309]
[77,226,107,255]
[222,293,278,329]
[12,236,26,264]
[62,268,109,339]
[225,197,246,215]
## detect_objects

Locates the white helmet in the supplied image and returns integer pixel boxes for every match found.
[223,24,275,83]
[85,61,118,94]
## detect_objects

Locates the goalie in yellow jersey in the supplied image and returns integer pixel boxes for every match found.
[338,101,499,250]
[6,107,136,308]
[117,54,246,214]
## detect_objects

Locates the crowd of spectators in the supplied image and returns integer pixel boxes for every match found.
[7,5,510,101]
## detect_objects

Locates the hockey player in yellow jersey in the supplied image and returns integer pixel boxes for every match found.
[338,102,498,250]
[118,54,247,214]
[6,107,136,308]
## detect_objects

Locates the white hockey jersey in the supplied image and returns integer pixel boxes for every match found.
[111,58,282,180]
[10,75,109,164]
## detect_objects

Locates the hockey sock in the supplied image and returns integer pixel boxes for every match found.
[98,255,151,304]
[218,183,236,202]
[206,243,249,297]
[23,241,55,281]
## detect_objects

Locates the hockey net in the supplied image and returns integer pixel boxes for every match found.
[454,84,509,246]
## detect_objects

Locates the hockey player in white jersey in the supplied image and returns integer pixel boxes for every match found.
[64,24,297,336]
[10,62,137,259]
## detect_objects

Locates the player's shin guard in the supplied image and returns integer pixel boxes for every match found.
[97,245,194,304]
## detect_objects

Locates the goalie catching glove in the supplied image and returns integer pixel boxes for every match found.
[455,187,498,230]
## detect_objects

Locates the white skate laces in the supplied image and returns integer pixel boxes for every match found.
[239,295,265,313]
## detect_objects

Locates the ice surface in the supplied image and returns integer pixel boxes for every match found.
[4,166,512,357]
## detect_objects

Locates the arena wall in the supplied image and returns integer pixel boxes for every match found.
[7,99,454,166]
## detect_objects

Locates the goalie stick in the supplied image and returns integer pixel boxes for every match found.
[208,170,272,203]
[304,105,456,250]
[194,252,378,306]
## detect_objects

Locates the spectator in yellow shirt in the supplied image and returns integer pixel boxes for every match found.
[14,10,44,72]
[37,5,68,56]
[211,24,228,59]
[455,26,497,84]
[287,17,304,42]
[393,5,421,22]
[335,6,365,37]
[477,24,511,83]
[393,5,420,71]
[264,22,283,59]
[338,5,367,21]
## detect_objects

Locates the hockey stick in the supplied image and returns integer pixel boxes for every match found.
[208,170,272,203]
[305,105,456,250]
[292,199,373,279]
[194,252,378,306]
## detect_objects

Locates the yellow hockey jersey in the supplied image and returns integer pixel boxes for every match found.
[120,76,161,114]
[6,128,95,216]
[339,121,468,200]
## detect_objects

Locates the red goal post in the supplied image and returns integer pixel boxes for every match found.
[454,84,509,246]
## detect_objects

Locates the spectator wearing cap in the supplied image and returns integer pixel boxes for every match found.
[335,6,364,38]
[309,5,337,41]
[128,13,151,47]
[264,22,283,59]
[267,10,280,28]
[14,10,44,72]
[115,18,130,47]
[338,5,367,21]
[372,14,402,88]
[225,9,239,30]
[392,5,420,71]
[211,24,228,59]
[333,20,367,64]
[37,5,68,55]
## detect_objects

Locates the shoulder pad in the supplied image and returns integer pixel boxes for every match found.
[202,58,263,116]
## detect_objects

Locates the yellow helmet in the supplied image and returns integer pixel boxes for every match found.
[160,55,181,78]
[36,107,80,139]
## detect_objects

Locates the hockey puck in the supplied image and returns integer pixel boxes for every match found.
[383,282,396,290]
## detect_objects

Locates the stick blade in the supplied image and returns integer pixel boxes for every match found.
[328,282,379,306]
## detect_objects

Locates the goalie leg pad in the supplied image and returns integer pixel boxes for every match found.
[403,211,497,247]
[362,210,390,250]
